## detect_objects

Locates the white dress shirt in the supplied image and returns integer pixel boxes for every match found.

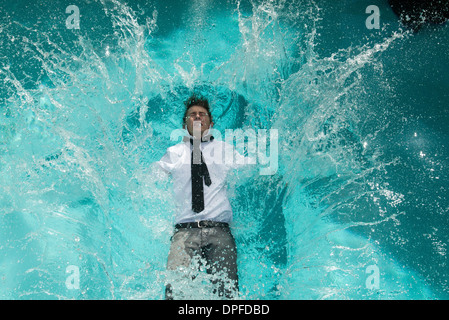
[157,136,251,224]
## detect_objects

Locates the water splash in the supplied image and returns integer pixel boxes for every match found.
[1,0,447,299]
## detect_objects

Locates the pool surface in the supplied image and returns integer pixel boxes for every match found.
[1,0,448,299]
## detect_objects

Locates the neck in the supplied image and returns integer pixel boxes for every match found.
[183,134,214,143]
[184,126,213,142]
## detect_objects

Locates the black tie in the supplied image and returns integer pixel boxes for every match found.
[190,136,213,213]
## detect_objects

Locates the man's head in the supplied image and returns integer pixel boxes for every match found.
[183,95,214,136]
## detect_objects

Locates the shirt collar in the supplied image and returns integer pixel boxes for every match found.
[182,129,214,144]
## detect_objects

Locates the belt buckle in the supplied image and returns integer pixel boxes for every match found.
[197,221,202,228]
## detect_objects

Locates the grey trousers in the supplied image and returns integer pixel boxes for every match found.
[165,225,239,299]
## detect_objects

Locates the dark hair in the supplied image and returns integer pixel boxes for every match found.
[182,94,213,125]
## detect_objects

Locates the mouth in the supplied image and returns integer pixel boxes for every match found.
[193,120,206,127]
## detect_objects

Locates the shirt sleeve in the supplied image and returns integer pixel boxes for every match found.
[157,146,182,174]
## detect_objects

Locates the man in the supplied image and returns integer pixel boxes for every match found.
[157,94,251,299]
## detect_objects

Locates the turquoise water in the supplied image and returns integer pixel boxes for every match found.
[1,0,448,299]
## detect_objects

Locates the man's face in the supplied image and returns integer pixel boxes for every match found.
[185,105,213,136]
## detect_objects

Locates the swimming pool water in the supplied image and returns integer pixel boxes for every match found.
[1,0,448,299]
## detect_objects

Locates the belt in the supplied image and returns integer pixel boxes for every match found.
[175,220,229,229]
